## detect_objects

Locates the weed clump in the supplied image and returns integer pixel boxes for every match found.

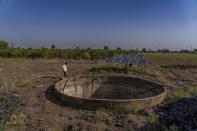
[147,112,159,125]
[173,88,190,100]
[95,109,111,121]
[141,112,159,131]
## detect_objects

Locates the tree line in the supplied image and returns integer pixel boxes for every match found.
[0,41,197,59]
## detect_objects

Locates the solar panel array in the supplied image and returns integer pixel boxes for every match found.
[106,54,147,64]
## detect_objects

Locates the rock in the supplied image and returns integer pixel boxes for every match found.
[80,113,96,123]
[156,97,197,130]
[115,123,124,128]
[37,84,43,88]
[105,119,112,125]
[68,117,73,120]
[127,119,133,123]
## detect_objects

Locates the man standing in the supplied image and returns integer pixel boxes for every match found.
[63,62,68,77]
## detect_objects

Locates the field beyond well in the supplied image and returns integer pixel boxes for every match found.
[0,53,197,130]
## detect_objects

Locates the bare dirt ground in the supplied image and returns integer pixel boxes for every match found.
[0,58,197,131]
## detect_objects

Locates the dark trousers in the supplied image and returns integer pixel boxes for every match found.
[63,71,67,77]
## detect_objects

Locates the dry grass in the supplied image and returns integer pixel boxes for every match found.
[0,80,17,95]
[0,76,35,95]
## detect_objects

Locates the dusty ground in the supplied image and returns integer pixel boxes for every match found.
[0,58,197,131]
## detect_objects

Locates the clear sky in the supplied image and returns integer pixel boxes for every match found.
[0,0,197,50]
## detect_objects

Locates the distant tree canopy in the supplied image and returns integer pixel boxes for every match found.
[116,47,121,51]
[194,49,197,52]
[180,49,190,53]
[51,44,56,49]
[0,41,9,49]
[104,46,109,50]
[0,40,196,59]
[157,48,170,53]
[142,48,147,52]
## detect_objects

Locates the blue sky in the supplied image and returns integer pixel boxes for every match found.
[0,0,197,50]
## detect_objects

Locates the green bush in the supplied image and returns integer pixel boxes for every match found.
[173,88,190,100]
[147,112,159,125]
[0,41,9,49]
[0,47,131,59]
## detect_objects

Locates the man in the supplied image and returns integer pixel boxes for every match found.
[63,62,68,77]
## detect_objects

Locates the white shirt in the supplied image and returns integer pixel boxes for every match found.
[63,64,67,72]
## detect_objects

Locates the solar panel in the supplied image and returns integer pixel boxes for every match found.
[122,58,130,63]
[114,58,122,63]
[105,54,147,65]
[138,59,146,64]
[128,58,138,64]
[136,54,144,59]
[128,54,136,59]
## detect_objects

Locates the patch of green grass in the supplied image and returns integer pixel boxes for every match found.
[95,109,111,121]
[129,105,139,114]
[147,112,159,125]
[142,112,159,131]
[173,88,190,100]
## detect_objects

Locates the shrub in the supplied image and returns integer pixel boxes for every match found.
[142,112,159,131]
[173,88,190,100]
[147,112,159,125]
[0,41,9,49]
[83,52,92,59]
[96,109,111,121]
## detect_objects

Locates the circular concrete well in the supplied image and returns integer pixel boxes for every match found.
[53,75,166,111]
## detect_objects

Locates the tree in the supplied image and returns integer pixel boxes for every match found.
[86,47,92,51]
[0,40,9,49]
[157,48,170,53]
[180,49,190,53]
[142,48,147,53]
[104,46,109,50]
[51,44,56,49]
[116,47,121,51]
[76,46,80,50]
[194,49,197,52]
